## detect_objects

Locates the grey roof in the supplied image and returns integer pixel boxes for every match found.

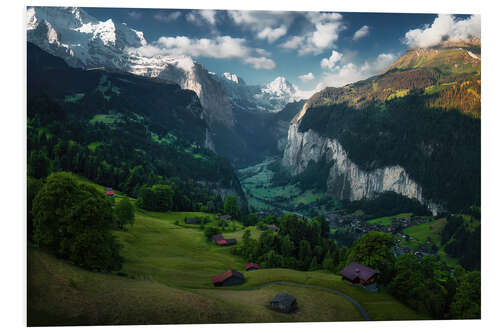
[270,293,296,307]
[340,262,378,281]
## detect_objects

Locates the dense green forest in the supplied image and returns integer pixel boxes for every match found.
[27,43,246,211]
[231,214,479,319]
[299,93,480,212]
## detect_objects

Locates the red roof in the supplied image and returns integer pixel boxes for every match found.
[212,234,225,242]
[212,269,244,284]
[216,239,228,246]
[105,190,115,195]
[245,263,259,270]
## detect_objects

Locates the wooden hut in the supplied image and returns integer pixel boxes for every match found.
[269,293,297,313]
[212,269,245,287]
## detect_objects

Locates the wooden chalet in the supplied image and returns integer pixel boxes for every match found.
[212,269,245,287]
[340,262,379,286]
[269,293,297,313]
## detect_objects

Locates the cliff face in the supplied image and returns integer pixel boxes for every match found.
[282,121,440,214]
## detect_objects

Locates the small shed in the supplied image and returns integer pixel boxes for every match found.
[245,262,259,271]
[225,238,237,246]
[212,269,245,287]
[340,262,379,286]
[105,187,115,196]
[216,239,228,246]
[212,234,225,242]
[185,218,199,225]
[269,293,297,313]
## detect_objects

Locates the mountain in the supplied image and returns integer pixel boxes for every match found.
[256,77,300,112]
[212,73,302,113]
[27,6,306,166]
[282,41,481,213]
[27,6,234,141]
[27,42,246,207]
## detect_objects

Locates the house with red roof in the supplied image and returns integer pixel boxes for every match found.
[105,187,115,196]
[245,263,259,271]
[212,269,245,287]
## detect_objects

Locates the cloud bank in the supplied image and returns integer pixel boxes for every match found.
[298,72,315,82]
[129,35,276,70]
[353,25,369,40]
[404,14,480,48]
[281,12,345,55]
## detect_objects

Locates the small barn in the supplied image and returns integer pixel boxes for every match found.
[269,293,297,313]
[212,234,225,243]
[185,218,199,225]
[105,187,115,196]
[212,269,245,287]
[245,263,259,271]
[340,262,379,286]
[225,238,237,246]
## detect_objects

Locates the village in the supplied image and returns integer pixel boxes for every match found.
[325,211,439,260]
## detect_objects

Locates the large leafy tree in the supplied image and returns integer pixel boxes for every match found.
[32,172,123,271]
[223,195,239,219]
[449,271,481,319]
[347,232,395,283]
[114,196,135,229]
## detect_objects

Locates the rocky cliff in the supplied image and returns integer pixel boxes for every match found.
[282,107,440,214]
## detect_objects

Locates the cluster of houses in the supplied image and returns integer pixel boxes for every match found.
[211,261,379,313]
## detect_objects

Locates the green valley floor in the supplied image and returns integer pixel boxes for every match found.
[28,209,428,326]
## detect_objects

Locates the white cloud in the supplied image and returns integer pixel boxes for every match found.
[129,35,275,70]
[313,53,396,90]
[320,50,343,69]
[243,57,276,70]
[154,11,181,23]
[228,10,294,44]
[404,14,480,48]
[187,9,217,26]
[257,25,287,43]
[353,25,369,40]
[128,11,142,20]
[298,72,315,82]
[281,12,345,55]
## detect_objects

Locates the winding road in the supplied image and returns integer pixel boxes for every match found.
[244,281,371,321]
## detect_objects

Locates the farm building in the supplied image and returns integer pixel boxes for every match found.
[340,262,379,286]
[212,269,245,287]
[105,187,115,196]
[212,234,237,246]
[245,263,259,271]
[269,293,297,313]
[225,239,237,246]
[212,234,225,242]
[185,218,199,225]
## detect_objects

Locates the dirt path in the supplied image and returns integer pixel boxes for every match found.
[244,281,372,321]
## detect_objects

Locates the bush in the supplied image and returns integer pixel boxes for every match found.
[114,197,135,229]
[32,172,123,271]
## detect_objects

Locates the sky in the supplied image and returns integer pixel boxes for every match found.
[84,7,479,94]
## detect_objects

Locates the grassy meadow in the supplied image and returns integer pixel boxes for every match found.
[28,202,427,325]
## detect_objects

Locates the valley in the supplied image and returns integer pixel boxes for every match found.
[25,6,482,325]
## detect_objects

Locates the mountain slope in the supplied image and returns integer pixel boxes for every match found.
[282,42,481,212]
[27,42,245,204]
[27,6,234,145]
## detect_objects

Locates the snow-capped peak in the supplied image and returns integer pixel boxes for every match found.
[262,76,297,97]
[223,72,241,84]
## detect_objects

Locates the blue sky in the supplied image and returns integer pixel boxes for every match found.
[84,7,478,92]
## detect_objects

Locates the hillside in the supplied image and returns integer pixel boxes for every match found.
[28,203,426,326]
[27,42,245,204]
[282,42,481,212]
